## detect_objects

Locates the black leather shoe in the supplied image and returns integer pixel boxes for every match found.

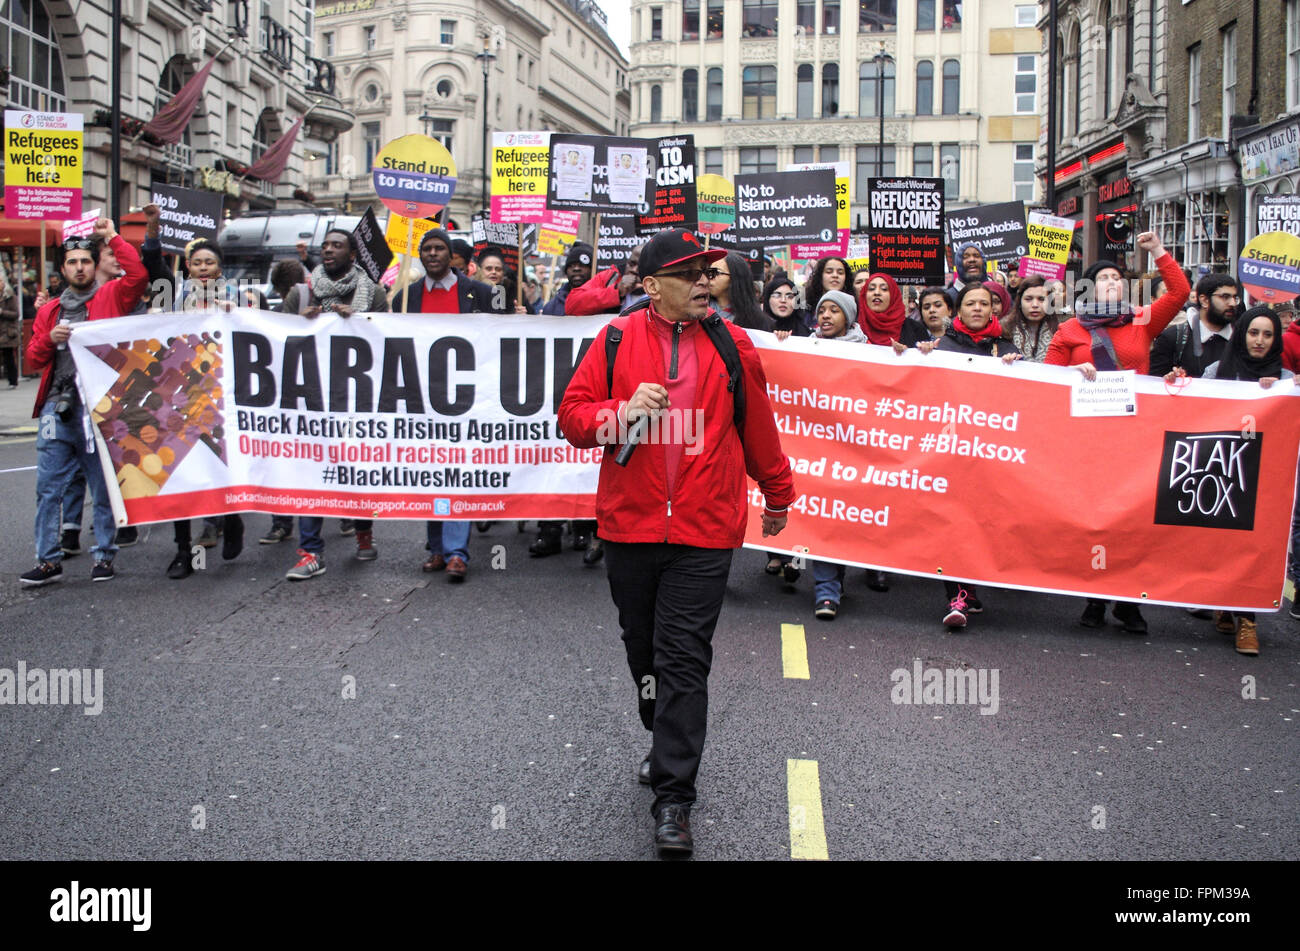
[529,533,562,557]
[866,570,890,592]
[572,533,590,551]
[583,538,605,566]
[638,753,651,785]
[166,551,193,580]
[654,804,693,857]
[1112,602,1148,634]
[1080,599,1107,628]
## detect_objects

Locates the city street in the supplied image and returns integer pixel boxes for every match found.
[0,379,1295,862]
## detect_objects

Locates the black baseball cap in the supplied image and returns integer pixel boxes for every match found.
[637,229,725,279]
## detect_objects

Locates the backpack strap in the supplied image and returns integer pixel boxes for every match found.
[699,312,746,434]
[604,316,630,400]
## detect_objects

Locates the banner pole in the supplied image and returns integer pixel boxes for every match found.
[401,216,415,313]
[704,233,710,251]
[516,223,525,310]
[544,252,559,302]
[591,213,601,269]
[39,222,46,292]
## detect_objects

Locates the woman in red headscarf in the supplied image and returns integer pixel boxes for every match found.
[857,272,930,349]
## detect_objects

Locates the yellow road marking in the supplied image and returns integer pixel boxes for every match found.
[1285,579,1295,604]
[787,758,828,860]
[781,623,809,679]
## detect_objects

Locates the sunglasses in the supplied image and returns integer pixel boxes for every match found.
[657,266,720,283]
[62,238,94,251]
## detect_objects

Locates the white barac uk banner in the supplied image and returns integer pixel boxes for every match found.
[68,309,607,524]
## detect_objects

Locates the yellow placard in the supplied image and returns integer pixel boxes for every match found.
[4,109,84,220]
[385,213,437,256]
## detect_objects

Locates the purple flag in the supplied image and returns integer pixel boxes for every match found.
[143,55,218,145]
[244,117,304,183]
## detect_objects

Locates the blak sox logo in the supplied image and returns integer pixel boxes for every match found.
[1153,431,1263,531]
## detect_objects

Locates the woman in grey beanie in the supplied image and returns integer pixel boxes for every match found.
[813,289,866,342]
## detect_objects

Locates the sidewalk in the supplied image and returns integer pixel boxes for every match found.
[0,372,38,436]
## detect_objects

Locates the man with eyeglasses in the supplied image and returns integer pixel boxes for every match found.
[21,219,149,586]
[1150,274,1242,379]
[558,228,795,858]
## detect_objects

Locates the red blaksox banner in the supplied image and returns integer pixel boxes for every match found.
[741,336,1300,612]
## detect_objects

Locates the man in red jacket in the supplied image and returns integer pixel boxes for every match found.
[21,219,149,586]
[558,228,795,857]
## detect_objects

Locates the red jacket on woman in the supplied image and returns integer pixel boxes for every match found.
[558,303,795,549]
[1044,252,1190,374]
[26,235,149,416]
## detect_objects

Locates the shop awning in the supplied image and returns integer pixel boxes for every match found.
[0,208,150,249]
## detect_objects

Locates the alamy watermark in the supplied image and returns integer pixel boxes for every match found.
[594,407,706,455]
[0,661,103,715]
[890,660,999,715]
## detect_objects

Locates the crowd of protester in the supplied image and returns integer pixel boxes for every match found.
[16,213,1297,661]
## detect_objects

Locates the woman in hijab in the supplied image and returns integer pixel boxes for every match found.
[984,280,1011,320]
[1189,305,1292,656]
[857,271,930,350]
[763,275,811,340]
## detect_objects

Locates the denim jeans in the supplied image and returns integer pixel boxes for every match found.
[425,520,470,561]
[61,468,86,531]
[812,560,846,604]
[35,399,117,563]
[299,517,372,554]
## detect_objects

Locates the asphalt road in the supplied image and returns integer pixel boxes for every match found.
[0,431,1296,861]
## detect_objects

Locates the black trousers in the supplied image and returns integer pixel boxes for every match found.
[605,541,733,814]
[0,346,16,386]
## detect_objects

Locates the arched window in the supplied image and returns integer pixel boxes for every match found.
[706,67,723,120]
[742,65,776,119]
[860,59,895,117]
[650,84,662,122]
[941,59,959,114]
[1056,32,1068,139]
[252,108,277,164]
[682,68,698,121]
[3,0,67,111]
[1072,31,1081,132]
[915,60,933,115]
[797,64,814,118]
[822,63,839,116]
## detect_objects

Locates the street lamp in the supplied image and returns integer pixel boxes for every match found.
[475,37,496,211]
[419,113,436,137]
[871,47,893,174]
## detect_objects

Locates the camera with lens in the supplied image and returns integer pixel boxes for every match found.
[50,375,79,423]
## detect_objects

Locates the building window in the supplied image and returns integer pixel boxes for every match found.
[440,19,455,45]
[650,84,663,122]
[323,31,334,57]
[683,0,700,39]
[1289,0,1300,110]
[855,145,896,201]
[913,144,934,177]
[794,145,815,164]
[1015,54,1036,113]
[824,0,841,34]
[430,118,453,151]
[859,0,898,33]
[1015,4,1036,27]
[707,0,724,37]
[364,25,376,50]
[651,6,663,40]
[739,147,778,174]
[860,59,896,117]
[1071,34,1081,132]
[915,60,933,114]
[436,78,453,98]
[323,140,340,175]
[822,63,840,116]
[797,0,816,34]
[940,143,959,198]
[682,68,698,121]
[942,0,961,29]
[706,67,723,119]
[917,0,934,31]
[1013,144,1035,201]
[2,0,69,112]
[362,81,380,104]
[1187,44,1201,139]
[1222,24,1237,138]
[797,63,815,118]
[821,145,839,162]
[941,59,959,114]
[702,147,723,174]
[742,65,776,119]
[363,121,382,170]
[252,110,275,164]
[743,0,778,36]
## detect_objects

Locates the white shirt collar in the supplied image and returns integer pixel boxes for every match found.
[1197,315,1232,343]
[425,271,458,292]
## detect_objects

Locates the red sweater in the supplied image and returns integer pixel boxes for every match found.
[26,234,150,417]
[1283,321,1300,374]
[564,266,622,315]
[1044,252,1190,374]
[558,304,795,549]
